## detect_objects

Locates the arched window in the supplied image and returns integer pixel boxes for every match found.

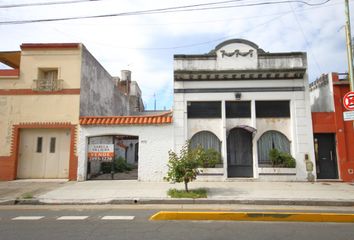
[190,131,221,153]
[257,131,291,166]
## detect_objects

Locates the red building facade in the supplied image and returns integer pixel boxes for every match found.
[310,73,354,182]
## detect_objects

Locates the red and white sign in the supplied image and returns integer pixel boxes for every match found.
[88,144,114,161]
[343,91,354,111]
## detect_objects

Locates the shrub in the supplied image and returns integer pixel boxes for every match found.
[101,162,113,173]
[164,141,201,192]
[269,149,296,168]
[100,157,133,174]
[197,148,222,168]
[114,156,133,172]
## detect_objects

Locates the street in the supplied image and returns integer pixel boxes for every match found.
[0,206,353,240]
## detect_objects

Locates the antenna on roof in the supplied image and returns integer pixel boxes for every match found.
[154,93,156,111]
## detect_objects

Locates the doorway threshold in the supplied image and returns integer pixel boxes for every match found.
[316,179,342,182]
[225,178,257,182]
[14,179,69,183]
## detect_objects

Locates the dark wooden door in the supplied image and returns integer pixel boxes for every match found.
[227,128,253,177]
[315,134,338,179]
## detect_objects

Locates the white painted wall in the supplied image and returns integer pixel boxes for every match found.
[187,119,222,140]
[310,74,334,112]
[255,118,291,140]
[258,55,305,69]
[226,118,252,132]
[78,124,173,181]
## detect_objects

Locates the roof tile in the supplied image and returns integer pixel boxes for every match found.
[79,112,173,126]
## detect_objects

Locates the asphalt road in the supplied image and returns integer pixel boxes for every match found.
[0,206,353,240]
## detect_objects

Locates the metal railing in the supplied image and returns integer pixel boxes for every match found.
[33,79,63,91]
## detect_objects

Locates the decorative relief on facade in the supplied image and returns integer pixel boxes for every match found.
[309,74,329,91]
[220,49,254,58]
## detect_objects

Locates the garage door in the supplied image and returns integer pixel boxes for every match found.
[17,129,70,179]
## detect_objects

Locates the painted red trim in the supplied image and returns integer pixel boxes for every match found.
[80,111,173,119]
[0,122,78,181]
[311,112,336,133]
[0,156,15,180]
[0,89,80,95]
[20,43,80,50]
[80,115,173,125]
[0,69,19,77]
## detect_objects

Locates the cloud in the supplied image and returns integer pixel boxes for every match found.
[0,0,352,109]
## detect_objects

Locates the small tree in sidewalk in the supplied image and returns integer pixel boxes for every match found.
[164,141,201,192]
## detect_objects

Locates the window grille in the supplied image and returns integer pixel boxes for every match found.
[257,130,291,166]
[33,69,63,91]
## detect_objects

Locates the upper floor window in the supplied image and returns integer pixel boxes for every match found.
[256,101,290,118]
[34,68,63,91]
[226,101,251,118]
[187,101,221,118]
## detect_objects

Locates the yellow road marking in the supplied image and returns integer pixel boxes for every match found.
[149,211,354,223]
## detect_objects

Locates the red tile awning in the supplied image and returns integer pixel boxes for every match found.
[80,112,173,126]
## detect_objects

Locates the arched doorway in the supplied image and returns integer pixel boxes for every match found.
[227,128,253,177]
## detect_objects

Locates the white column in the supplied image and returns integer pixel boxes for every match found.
[221,100,227,179]
[251,100,258,178]
[77,128,87,181]
[290,98,297,158]
[184,96,188,143]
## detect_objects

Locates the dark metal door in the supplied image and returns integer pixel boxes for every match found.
[314,134,338,179]
[227,128,253,177]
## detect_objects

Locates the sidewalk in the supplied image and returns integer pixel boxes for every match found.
[1,180,353,206]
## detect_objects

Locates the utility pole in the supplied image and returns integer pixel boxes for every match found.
[345,0,354,91]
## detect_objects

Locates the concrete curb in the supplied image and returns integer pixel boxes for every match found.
[149,211,354,223]
[0,200,16,205]
[1,198,354,206]
[126,199,354,206]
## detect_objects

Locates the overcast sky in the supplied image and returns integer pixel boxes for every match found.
[0,0,352,110]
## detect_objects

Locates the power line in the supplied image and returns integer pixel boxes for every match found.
[0,0,107,8]
[48,1,341,27]
[47,1,341,52]
[81,14,299,50]
[288,2,323,75]
[0,0,332,25]
[0,0,246,9]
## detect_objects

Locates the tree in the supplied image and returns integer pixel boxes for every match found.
[164,141,201,192]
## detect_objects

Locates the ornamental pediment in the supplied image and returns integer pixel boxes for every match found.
[215,39,261,70]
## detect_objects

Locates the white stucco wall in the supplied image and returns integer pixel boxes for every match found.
[226,118,252,132]
[310,74,334,112]
[187,119,222,140]
[78,124,174,181]
[255,118,291,141]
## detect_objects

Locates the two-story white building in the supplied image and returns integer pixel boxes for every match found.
[173,39,316,181]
